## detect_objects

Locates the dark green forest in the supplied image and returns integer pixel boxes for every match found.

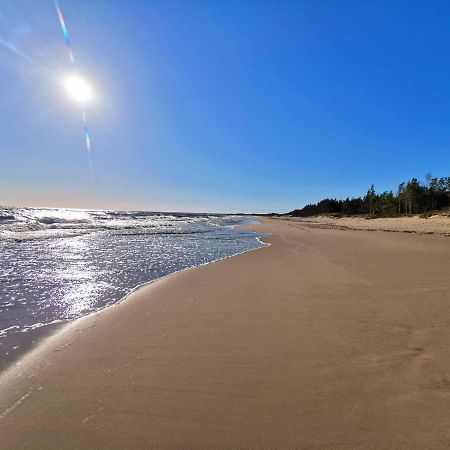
[289,175,450,217]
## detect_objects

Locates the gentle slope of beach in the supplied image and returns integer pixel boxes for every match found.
[1,218,450,449]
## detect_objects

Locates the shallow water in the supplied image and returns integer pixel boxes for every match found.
[0,207,266,369]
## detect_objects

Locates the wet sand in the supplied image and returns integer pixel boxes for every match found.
[1,218,450,449]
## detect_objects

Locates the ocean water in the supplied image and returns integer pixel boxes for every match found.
[0,207,266,370]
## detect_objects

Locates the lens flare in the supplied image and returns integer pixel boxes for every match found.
[54,0,93,179]
[55,0,74,63]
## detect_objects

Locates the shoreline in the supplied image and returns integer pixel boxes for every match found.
[0,236,268,396]
[0,221,269,374]
[2,218,450,448]
[0,222,272,409]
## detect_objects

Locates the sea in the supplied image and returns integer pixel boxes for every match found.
[0,207,267,370]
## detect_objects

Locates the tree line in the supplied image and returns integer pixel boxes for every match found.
[289,174,450,217]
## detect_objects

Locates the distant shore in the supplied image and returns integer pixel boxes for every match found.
[1,217,450,448]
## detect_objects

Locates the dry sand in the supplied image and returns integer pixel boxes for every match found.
[286,214,450,236]
[1,218,450,449]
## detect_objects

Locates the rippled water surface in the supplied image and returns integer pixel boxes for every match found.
[0,207,266,369]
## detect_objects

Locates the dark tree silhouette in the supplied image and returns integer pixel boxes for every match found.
[288,175,450,217]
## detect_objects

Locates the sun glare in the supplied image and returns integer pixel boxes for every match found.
[64,75,93,104]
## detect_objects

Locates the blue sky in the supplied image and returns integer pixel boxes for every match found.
[1,0,450,213]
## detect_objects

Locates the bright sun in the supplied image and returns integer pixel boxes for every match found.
[64,75,93,104]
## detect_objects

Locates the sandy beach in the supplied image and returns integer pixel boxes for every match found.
[1,217,450,449]
[285,214,450,236]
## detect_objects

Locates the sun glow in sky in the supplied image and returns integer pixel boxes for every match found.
[63,75,93,104]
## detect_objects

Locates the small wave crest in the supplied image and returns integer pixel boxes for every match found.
[0,207,246,242]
